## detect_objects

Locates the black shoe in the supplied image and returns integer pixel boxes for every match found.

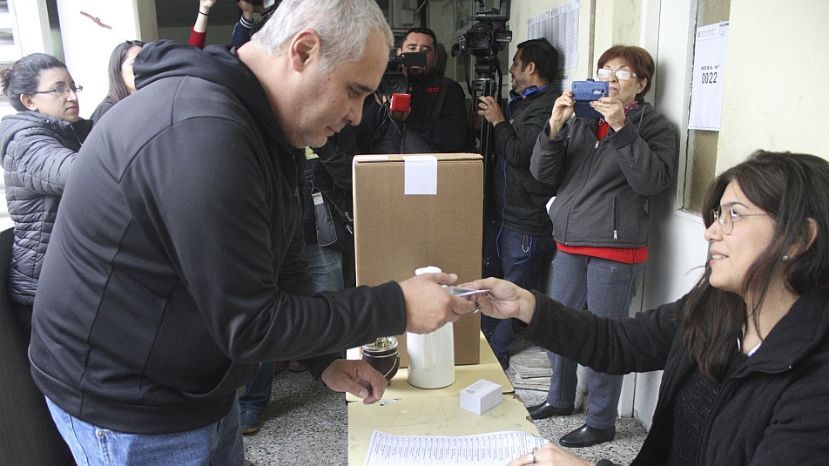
[240,410,263,435]
[559,424,615,448]
[527,402,574,420]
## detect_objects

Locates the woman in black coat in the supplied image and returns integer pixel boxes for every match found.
[0,53,91,337]
[466,150,829,465]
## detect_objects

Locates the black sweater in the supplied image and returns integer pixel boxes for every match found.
[29,40,407,434]
[522,290,829,465]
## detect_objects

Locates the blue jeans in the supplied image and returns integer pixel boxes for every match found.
[239,243,344,415]
[544,251,642,429]
[482,226,554,357]
[239,362,273,416]
[46,396,244,466]
[305,242,344,293]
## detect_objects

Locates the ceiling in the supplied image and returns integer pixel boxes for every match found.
[154,0,246,28]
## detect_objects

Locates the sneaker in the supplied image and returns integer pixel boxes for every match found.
[240,410,262,435]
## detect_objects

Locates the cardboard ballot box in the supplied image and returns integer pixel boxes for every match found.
[353,153,483,367]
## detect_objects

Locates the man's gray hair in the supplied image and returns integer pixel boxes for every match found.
[252,0,393,71]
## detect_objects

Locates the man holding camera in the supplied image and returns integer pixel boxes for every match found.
[369,27,470,154]
[477,38,560,368]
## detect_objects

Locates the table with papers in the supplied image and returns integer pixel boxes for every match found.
[346,333,542,465]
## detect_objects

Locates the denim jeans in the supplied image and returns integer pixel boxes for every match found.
[482,226,554,357]
[239,362,274,416]
[45,396,244,466]
[544,251,643,429]
[305,242,344,293]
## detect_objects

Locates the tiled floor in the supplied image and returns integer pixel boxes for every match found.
[243,344,646,465]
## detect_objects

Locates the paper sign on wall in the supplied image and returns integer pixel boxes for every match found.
[688,21,729,131]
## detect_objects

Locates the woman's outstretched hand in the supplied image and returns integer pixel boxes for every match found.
[458,277,536,324]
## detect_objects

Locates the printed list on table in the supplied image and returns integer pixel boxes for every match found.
[363,430,547,466]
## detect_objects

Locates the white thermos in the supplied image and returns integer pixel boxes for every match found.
[407,266,455,389]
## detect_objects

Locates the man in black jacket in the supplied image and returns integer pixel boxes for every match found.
[28,1,473,464]
[366,27,470,154]
[477,38,560,368]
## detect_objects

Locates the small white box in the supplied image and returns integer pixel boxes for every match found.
[460,379,503,415]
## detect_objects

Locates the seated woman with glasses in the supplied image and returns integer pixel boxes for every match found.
[525,45,678,448]
[467,150,829,465]
[0,53,92,341]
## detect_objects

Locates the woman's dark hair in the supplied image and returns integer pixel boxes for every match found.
[597,45,654,103]
[683,150,829,379]
[1,53,67,112]
[106,40,145,103]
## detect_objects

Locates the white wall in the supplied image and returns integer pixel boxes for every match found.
[508,0,594,81]
[716,0,829,168]
[56,0,145,119]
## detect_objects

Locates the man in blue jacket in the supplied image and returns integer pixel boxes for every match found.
[28,1,474,464]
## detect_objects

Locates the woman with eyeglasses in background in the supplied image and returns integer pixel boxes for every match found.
[526,45,678,448]
[0,53,91,341]
[467,150,829,465]
[90,40,144,124]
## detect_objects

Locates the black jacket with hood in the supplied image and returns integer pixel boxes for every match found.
[492,86,558,236]
[28,40,407,434]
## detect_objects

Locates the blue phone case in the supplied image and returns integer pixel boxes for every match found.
[572,80,608,120]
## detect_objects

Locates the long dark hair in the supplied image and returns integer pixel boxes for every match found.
[1,53,67,111]
[106,40,144,103]
[683,150,829,379]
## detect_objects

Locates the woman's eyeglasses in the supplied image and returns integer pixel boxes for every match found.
[29,85,83,97]
[596,68,637,81]
[710,205,769,235]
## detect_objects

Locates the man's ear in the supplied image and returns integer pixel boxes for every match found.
[525,61,536,76]
[19,93,37,112]
[288,29,321,72]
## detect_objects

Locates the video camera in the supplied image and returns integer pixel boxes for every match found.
[452,0,512,79]
[376,51,427,96]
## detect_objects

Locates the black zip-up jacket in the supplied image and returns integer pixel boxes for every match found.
[530,103,677,247]
[0,111,91,305]
[521,290,829,465]
[360,74,470,154]
[492,86,559,236]
[28,40,407,434]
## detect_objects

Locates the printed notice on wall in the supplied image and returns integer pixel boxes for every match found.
[688,21,729,131]
[527,1,579,93]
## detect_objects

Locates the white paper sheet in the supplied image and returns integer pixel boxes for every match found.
[688,21,729,130]
[363,430,546,466]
